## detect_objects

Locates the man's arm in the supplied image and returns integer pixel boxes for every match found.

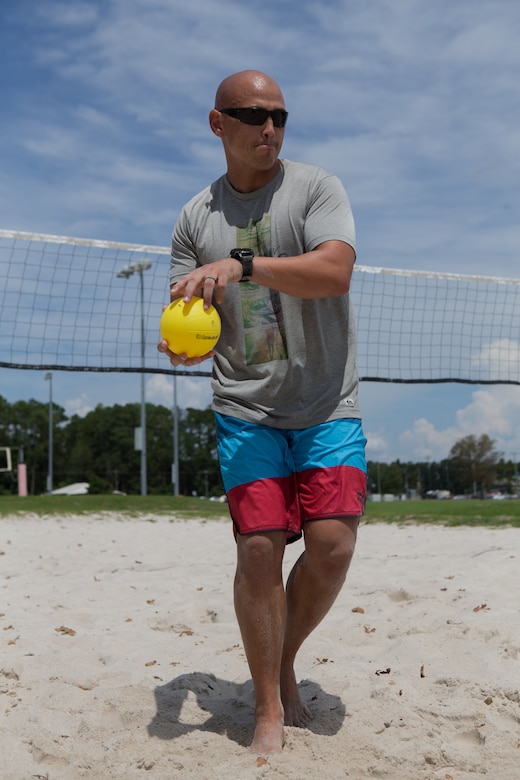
[251,240,355,299]
[171,240,355,309]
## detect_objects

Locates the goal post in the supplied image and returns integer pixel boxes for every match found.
[0,447,12,473]
[0,447,27,496]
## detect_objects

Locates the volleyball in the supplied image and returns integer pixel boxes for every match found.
[160,297,221,357]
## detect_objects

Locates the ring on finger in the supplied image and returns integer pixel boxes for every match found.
[204,275,217,283]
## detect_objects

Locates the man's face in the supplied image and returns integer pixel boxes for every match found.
[215,81,286,176]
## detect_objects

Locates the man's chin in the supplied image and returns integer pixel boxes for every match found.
[255,151,280,168]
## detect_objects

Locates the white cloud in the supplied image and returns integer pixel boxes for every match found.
[146,372,213,410]
[399,386,520,462]
[64,393,94,418]
[3,0,520,463]
[472,339,520,382]
[399,418,460,462]
[365,430,391,461]
[60,372,213,421]
[455,388,518,441]
[4,0,519,273]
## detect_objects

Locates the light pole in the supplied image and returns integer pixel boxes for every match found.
[116,258,152,496]
[172,374,179,496]
[44,372,53,494]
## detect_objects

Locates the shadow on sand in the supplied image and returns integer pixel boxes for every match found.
[147,671,346,749]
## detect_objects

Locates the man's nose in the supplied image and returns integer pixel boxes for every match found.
[262,118,275,135]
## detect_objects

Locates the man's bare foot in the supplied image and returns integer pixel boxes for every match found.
[280,667,313,727]
[249,715,285,755]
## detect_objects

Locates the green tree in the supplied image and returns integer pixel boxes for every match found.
[178,407,222,497]
[59,402,221,496]
[0,396,67,495]
[62,403,142,493]
[367,460,405,496]
[0,396,15,494]
[0,395,223,497]
[146,402,177,494]
[449,434,499,497]
[493,456,519,496]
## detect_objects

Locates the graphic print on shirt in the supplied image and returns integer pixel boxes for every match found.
[237,217,288,365]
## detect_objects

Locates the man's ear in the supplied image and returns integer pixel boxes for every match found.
[209,109,223,136]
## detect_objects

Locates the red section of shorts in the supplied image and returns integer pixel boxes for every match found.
[297,465,367,520]
[227,465,366,539]
[227,475,300,538]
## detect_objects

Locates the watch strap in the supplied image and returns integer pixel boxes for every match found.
[230,248,254,282]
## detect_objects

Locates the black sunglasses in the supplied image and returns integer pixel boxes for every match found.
[219,106,288,128]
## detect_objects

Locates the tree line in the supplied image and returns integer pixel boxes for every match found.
[0,395,516,498]
[368,434,518,499]
[0,395,222,497]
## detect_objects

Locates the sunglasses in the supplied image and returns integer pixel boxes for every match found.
[219,106,288,128]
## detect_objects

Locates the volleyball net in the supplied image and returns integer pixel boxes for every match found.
[1,229,519,385]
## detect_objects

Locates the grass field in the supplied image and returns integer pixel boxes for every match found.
[0,494,228,521]
[1,494,519,527]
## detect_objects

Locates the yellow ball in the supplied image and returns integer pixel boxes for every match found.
[160,297,221,357]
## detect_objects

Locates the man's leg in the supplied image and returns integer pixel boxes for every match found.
[234,529,287,754]
[281,517,358,726]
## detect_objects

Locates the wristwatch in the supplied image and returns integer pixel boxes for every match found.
[230,248,254,282]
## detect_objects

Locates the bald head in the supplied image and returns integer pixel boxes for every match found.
[210,70,286,191]
[215,70,285,110]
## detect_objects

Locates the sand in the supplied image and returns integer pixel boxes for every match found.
[1,514,519,779]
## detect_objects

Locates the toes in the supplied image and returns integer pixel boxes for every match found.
[284,704,313,727]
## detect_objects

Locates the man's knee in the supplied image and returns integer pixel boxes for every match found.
[236,531,286,586]
[304,518,358,577]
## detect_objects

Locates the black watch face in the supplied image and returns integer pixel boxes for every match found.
[231,248,253,260]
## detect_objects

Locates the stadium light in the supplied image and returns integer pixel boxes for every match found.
[116,258,152,496]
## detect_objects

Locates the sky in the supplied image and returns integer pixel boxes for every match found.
[1,0,520,466]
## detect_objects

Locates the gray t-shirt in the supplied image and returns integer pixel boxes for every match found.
[170,159,360,429]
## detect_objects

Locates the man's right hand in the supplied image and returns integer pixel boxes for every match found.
[170,257,243,309]
[156,338,216,367]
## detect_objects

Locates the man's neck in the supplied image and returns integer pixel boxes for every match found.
[226,160,282,194]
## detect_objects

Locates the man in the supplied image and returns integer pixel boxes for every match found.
[158,70,367,755]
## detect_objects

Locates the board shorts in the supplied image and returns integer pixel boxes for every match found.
[215,413,367,543]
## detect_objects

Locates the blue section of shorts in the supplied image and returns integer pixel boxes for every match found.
[215,413,367,492]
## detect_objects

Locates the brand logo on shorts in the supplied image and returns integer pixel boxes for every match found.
[344,398,355,408]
